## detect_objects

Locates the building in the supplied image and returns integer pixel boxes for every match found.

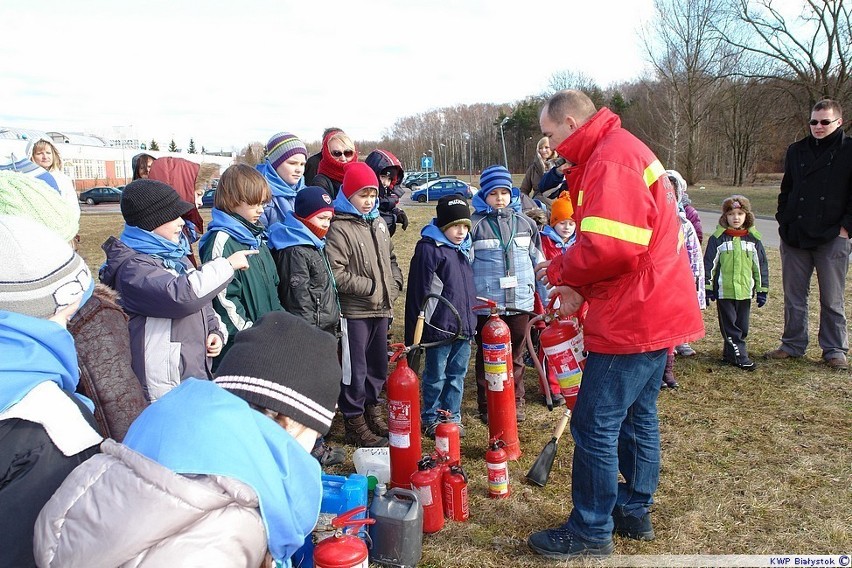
[0,127,235,191]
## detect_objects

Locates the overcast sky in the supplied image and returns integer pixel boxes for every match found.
[0,0,655,151]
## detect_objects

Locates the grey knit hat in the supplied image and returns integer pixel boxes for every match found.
[0,215,92,318]
[120,179,194,232]
[214,311,341,435]
[266,132,308,170]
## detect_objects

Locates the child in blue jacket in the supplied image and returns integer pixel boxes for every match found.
[470,165,545,423]
[405,196,477,437]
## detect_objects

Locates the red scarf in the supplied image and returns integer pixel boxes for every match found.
[724,227,749,237]
[316,132,358,183]
[297,215,328,240]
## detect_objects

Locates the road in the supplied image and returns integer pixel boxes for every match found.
[695,209,779,249]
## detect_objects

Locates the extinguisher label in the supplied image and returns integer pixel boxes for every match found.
[487,462,509,495]
[435,435,449,453]
[483,343,508,391]
[544,339,583,395]
[415,484,434,506]
[387,399,411,448]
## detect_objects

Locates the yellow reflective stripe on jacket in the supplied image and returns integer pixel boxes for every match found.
[580,216,652,246]
[643,160,666,187]
[577,190,583,207]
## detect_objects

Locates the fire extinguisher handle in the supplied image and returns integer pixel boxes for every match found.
[331,506,376,530]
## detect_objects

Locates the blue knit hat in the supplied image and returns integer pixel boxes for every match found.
[0,158,60,192]
[295,186,333,220]
[266,132,307,170]
[479,165,513,198]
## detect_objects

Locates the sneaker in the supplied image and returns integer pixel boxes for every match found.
[528,525,615,559]
[826,356,849,370]
[764,348,795,360]
[423,422,438,440]
[660,378,679,389]
[736,357,757,372]
[311,441,347,466]
[551,393,566,407]
[477,410,488,425]
[675,343,696,357]
[612,510,655,541]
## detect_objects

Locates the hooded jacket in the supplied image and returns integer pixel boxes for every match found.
[99,237,234,401]
[704,225,768,301]
[776,128,852,249]
[325,192,403,318]
[365,150,406,234]
[545,108,704,354]
[269,212,341,335]
[404,221,477,344]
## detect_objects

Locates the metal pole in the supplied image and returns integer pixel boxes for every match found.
[499,116,510,170]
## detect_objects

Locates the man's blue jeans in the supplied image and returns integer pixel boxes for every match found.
[565,349,667,543]
[421,338,471,427]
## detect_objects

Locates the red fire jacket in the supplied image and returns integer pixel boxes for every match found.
[547,108,704,354]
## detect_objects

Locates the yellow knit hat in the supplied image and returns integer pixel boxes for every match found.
[550,191,574,226]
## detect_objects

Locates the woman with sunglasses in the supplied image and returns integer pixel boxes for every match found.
[313,131,358,199]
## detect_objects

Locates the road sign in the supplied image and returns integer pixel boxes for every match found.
[421,156,433,170]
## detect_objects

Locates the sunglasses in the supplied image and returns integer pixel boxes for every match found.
[330,149,355,158]
[809,118,840,126]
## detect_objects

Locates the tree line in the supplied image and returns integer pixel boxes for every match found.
[237,0,849,187]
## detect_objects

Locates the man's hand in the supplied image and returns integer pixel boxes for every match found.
[551,286,584,317]
[206,333,223,357]
[535,259,553,287]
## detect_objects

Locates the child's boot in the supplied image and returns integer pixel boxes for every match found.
[365,403,389,438]
[344,415,388,447]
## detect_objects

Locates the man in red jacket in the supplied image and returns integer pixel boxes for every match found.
[527,90,704,559]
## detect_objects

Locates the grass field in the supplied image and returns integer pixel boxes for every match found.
[78,198,850,565]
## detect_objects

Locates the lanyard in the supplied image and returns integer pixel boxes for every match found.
[487,215,517,269]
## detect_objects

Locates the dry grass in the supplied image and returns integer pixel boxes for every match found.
[78,201,851,564]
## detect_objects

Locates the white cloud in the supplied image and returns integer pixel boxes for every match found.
[0,0,654,150]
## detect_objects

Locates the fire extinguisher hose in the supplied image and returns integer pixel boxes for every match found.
[525,314,553,411]
[407,293,463,369]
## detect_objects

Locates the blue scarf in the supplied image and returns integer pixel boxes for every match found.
[542,224,575,250]
[123,379,321,565]
[257,161,305,226]
[120,224,191,274]
[199,208,263,250]
[332,189,379,221]
[0,310,94,413]
[472,186,522,214]
[266,211,325,251]
[421,220,473,261]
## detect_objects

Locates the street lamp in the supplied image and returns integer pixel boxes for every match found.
[439,142,447,174]
[113,125,132,184]
[462,132,472,185]
[499,116,510,170]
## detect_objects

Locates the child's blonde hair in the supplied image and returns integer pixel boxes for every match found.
[537,136,555,161]
[719,195,755,229]
[30,139,62,171]
[214,164,271,211]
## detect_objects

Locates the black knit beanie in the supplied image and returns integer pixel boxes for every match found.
[213,311,341,435]
[120,179,194,231]
[436,195,471,230]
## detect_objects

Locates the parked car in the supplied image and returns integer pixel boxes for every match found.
[79,186,123,205]
[201,188,216,208]
[410,179,473,203]
[402,171,441,189]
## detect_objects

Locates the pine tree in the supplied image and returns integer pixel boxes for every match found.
[168,139,178,152]
[188,138,197,154]
[150,139,160,151]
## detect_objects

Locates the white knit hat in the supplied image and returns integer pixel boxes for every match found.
[0,215,92,318]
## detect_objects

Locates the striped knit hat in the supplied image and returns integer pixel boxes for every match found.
[0,215,92,319]
[479,164,514,198]
[266,132,308,170]
[0,171,79,242]
[0,157,60,192]
[214,311,341,435]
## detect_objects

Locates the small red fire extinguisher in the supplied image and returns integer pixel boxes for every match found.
[474,298,521,461]
[486,437,510,499]
[410,455,445,533]
[434,409,461,465]
[442,464,469,521]
[387,345,422,489]
[539,316,586,411]
[313,506,376,568]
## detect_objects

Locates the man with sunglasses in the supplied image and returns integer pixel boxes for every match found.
[768,98,852,370]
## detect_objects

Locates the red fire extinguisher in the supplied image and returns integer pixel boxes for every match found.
[539,316,586,411]
[486,437,510,499]
[313,506,376,568]
[474,298,521,461]
[387,345,422,489]
[434,409,461,465]
[410,455,445,533]
[442,464,469,521]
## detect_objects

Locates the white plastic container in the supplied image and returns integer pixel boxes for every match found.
[353,447,391,485]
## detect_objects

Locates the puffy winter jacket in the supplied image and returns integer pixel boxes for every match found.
[546,108,704,354]
[704,226,769,301]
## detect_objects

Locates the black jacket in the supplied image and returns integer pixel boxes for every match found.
[777,129,852,249]
[274,245,340,336]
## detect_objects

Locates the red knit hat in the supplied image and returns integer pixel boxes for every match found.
[341,162,378,200]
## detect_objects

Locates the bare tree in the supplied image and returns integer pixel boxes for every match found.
[720,0,851,106]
